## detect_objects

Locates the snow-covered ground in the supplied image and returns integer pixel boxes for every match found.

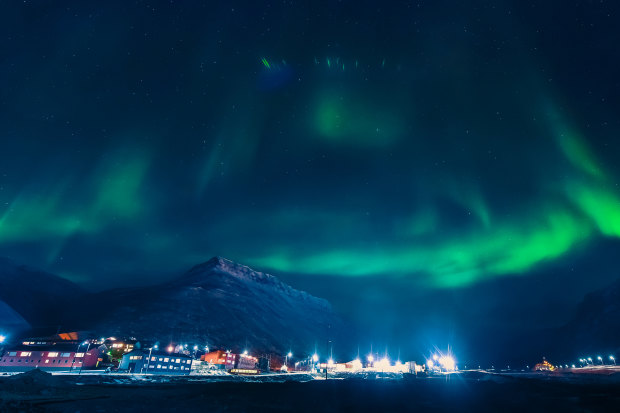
[3,367,620,412]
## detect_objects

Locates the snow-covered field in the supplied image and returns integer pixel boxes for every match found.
[2,368,620,412]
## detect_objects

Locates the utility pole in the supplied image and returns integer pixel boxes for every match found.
[78,341,91,375]
[69,341,81,372]
[325,324,331,380]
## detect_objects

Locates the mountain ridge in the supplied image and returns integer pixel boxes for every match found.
[69,256,344,354]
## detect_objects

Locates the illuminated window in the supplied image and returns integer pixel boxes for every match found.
[176,359,180,363]
[20,352,32,357]
[48,352,58,357]
[45,360,49,364]
[164,358,169,362]
[151,357,156,361]
[75,353,84,358]
[157,364,161,368]
[61,353,71,357]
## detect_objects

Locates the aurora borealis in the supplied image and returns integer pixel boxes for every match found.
[2,1,620,354]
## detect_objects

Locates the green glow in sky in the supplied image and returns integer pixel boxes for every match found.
[0,150,148,244]
[246,205,592,288]
[2,4,619,294]
[572,184,620,238]
[313,91,403,146]
[237,100,620,288]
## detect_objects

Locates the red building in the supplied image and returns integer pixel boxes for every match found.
[201,350,236,370]
[0,342,102,372]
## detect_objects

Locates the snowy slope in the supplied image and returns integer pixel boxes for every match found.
[84,257,345,353]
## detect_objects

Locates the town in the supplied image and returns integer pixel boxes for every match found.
[0,331,438,377]
[1,332,617,379]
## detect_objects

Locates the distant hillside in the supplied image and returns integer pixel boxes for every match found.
[553,277,620,358]
[76,257,346,354]
[0,299,30,334]
[0,257,85,330]
[504,277,620,363]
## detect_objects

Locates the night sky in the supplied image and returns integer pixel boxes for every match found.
[2,1,620,360]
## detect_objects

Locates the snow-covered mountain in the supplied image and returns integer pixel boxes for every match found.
[81,257,345,354]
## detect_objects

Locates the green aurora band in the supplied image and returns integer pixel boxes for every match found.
[240,99,620,287]
[1,47,619,290]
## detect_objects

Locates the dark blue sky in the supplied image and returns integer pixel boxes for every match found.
[1,0,620,361]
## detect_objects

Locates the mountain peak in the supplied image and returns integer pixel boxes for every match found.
[84,257,343,353]
[203,256,232,268]
[183,256,276,283]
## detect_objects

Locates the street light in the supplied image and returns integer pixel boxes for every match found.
[70,340,89,373]
[587,357,593,364]
[144,344,158,374]
[0,335,6,344]
[597,356,603,365]
[285,352,292,368]
[78,341,91,375]
[610,356,616,365]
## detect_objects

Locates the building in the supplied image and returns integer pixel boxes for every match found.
[258,356,270,372]
[189,360,217,375]
[102,337,140,367]
[119,349,192,375]
[0,342,102,372]
[407,361,425,374]
[533,359,556,372]
[201,350,236,370]
[234,354,258,369]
